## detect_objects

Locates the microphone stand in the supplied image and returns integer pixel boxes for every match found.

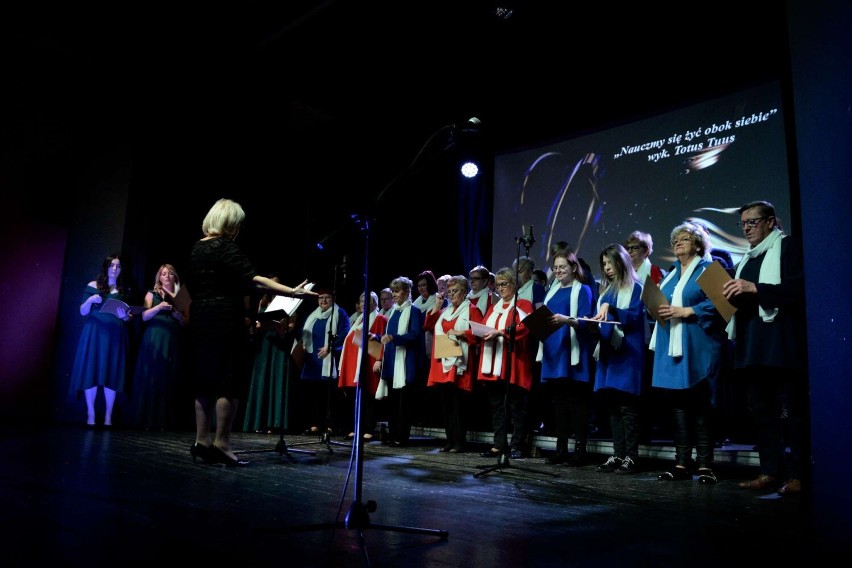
[474,227,557,479]
[291,262,352,455]
[254,215,448,567]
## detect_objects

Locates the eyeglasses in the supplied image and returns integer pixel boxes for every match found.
[737,217,769,228]
[495,282,512,289]
[625,245,645,252]
[469,276,485,281]
[671,236,693,246]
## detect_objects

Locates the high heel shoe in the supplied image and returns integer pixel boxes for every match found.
[209,445,250,467]
[189,443,215,464]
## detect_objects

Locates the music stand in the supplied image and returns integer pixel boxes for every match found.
[474,227,558,479]
[239,308,319,462]
[254,214,447,566]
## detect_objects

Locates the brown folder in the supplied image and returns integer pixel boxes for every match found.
[352,331,383,359]
[434,334,464,358]
[640,275,669,327]
[696,261,738,323]
[290,339,306,367]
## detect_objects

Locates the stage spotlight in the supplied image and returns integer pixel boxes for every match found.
[461,161,479,178]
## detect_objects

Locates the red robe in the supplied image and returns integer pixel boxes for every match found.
[337,310,387,394]
[477,298,535,391]
[424,301,483,392]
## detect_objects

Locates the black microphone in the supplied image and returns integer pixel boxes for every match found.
[340,255,347,284]
[523,225,536,248]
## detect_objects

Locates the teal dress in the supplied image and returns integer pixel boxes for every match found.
[129,291,186,430]
[69,285,131,394]
[243,309,297,433]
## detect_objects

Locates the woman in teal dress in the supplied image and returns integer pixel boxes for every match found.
[69,253,135,427]
[130,263,190,431]
[243,277,299,434]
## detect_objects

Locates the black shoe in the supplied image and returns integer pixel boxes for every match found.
[614,456,638,475]
[439,443,452,452]
[565,451,590,467]
[658,467,692,481]
[509,449,524,460]
[448,444,465,453]
[597,456,622,473]
[697,468,718,485]
[480,448,501,458]
[546,451,569,465]
[209,445,250,467]
[189,443,215,464]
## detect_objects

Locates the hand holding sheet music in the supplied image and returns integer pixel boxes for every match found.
[100,298,145,319]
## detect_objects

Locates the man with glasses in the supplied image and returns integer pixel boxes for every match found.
[468,265,496,314]
[723,200,806,496]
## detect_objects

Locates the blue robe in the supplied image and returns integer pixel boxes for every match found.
[593,281,645,396]
[651,259,726,391]
[540,283,595,384]
[381,303,424,385]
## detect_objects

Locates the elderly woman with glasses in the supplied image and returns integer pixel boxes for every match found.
[476,267,536,460]
[424,275,484,453]
[650,222,727,485]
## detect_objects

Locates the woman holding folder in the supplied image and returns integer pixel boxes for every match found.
[424,275,483,453]
[650,222,726,484]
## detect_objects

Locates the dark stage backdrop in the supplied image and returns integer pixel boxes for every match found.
[492,81,792,277]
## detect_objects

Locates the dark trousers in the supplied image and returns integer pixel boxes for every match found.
[485,381,528,451]
[744,366,806,481]
[386,384,412,445]
[298,380,336,432]
[664,381,714,468]
[436,383,468,448]
[548,379,592,452]
[601,389,641,461]
[339,386,377,436]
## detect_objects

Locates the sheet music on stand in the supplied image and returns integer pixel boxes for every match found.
[257,283,315,323]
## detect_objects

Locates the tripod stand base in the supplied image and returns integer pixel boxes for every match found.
[239,437,318,462]
[254,498,449,539]
[473,452,560,478]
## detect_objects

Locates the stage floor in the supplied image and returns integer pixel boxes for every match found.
[2,425,822,567]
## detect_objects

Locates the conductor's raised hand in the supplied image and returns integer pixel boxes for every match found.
[293,279,318,298]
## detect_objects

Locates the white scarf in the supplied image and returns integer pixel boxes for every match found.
[391,300,412,389]
[413,293,437,313]
[593,282,634,360]
[302,304,341,377]
[435,299,472,374]
[517,279,534,303]
[467,287,491,312]
[341,309,377,384]
[650,256,701,358]
[726,229,784,339]
[537,281,581,365]
[481,298,529,376]
[635,257,652,283]
[414,293,437,356]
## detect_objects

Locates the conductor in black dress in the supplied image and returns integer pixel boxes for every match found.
[188,198,316,467]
